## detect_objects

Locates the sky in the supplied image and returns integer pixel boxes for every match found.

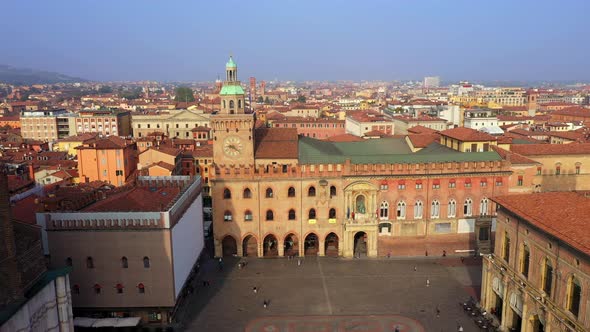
[1,0,589,82]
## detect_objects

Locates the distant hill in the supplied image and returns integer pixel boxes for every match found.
[0,65,87,85]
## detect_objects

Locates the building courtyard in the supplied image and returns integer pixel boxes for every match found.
[175,256,484,331]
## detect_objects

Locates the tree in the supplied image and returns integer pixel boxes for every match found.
[118,87,142,100]
[264,96,270,104]
[256,96,264,103]
[98,85,113,94]
[296,95,306,103]
[174,86,195,102]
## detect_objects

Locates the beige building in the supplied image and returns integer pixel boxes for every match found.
[20,109,77,142]
[35,176,204,324]
[131,109,210,139]
[481,192,590,331]
[391,115,448,135]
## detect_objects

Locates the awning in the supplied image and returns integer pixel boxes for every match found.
[433,179,440,185]
[73,317,141,328]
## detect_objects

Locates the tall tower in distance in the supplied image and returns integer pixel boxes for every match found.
[249,77,257,99]
[260,80,266,96]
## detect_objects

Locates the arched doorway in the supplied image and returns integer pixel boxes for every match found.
[242,235,258,257]
[221,235,237,257]
[304,233,319,256]
[354,231,367,258]
[325,233,339,257]
[263,234,278,257]
[284,234,299,257]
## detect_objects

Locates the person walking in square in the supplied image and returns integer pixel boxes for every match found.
[426,279,430,287]
[252,286,257,294]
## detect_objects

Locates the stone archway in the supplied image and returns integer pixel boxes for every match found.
[354,231,368,258]
[304,233,319,256]
[242,235,258,257]
[325,233,339,257]
[263,234,279,257]
[284,233,299,257]
[221,235,237,257]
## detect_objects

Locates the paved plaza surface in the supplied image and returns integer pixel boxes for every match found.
[175,256,483,332]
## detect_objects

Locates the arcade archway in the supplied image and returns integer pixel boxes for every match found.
[325,233,339,257]
[221,235,237,257]
[242,235,258,257]
[263,234,279,257]
[354,231,367,257]
[304,233,319,256]
[284,233,299,257]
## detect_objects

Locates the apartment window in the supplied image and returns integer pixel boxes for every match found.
[223,188,231,199]
[463,198,473,216]
[414,200,423,219]
[121,256,128,268]
[224,211,233,222]
[542,259,553,296]
[537,167,542,175]
[86,257,94,269]
[308,186,316,197]
[143,256,150,268]
[244,210,253,221]
[288,187,296,197]
[495,177,503,186]
[380,182,388,190]
[432,179,440,189]
[396,201,406,219]
[330,185,336,197]
[266,210,274,221]
[415,180,423,190]
[398,180,406,190]
[480,198,489,216]
[288,209,296,220]
[480,179,487,187]
[116,283,124,294]
[431,200,440,219]
[65,257,73,266]
[137,283,145,294]
[448,199,457,218]
[517,175,523,186]
[478,227,489,241]
[308,209,316,219]
[520,244,530,278]
[464,179,472,188]
[575,164,581,175]
[502,232,510,263]
[329,208,336,218]
[555,165,561,175]
[448,179,456,188]
[567,276,582,317]
[93,284,102,295]
[243,188,252,199]
[379,201,389,220]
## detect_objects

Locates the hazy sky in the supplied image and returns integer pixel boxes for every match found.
[1,0,589,82]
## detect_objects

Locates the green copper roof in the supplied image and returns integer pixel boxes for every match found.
[298,136,502,164]
[226,56,237,68]
[220,84,245,96]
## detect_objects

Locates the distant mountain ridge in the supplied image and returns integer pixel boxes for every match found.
[0,65,87,85]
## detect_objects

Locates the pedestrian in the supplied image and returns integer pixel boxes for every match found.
[457,325,463,332]
[426,279,430,287]
[387,251,391,259]
[425,250,428,257]
[253,286,257,294]
[394,326,400,332]
[263,300,268,308]
[297,259,301,266]
[414,265,417,272]
[436,306,440,317]
[460,257,465,263]
[442,250,446,257]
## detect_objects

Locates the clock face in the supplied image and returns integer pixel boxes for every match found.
[223,136,243,158]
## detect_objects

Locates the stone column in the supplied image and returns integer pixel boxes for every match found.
[318,237,325,256]
[65,275,74,331]
[214,238,222,258]
[278,239,284,257]
[237,240,244,257]
[56,276,72,332]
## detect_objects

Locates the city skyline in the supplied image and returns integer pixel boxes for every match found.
[1,0,589,82]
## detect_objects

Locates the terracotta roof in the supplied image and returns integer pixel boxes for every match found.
[190,144,213,158]
[492,192,590,256]
[497,115,535,121]
[393,115,446,123]
[77,136,133,149]
[511,143,590,155]
[408,125,439,134]
[323,134,364,142]
[439,127,496,142]
[141,146,181,157]
[547,131,585,141]
[83,186,181,212]
[10,194,41,225]
[490,146,538,165]
[149,161,175,171]
[407,134,439,148]
[552,106,590,118]
[254,128,299,159]
[57,132,99,142]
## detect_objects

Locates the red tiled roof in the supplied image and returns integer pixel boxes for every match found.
[407,134,439,148]
[492,192,590,256]
[490,146,538,165]
[149,161,175,171]
[551,106,590,118]
[511,143,590,155]
[83,186,181,212]
[190,144,213,158]
[407,125,438,134]
[57,132,99,142]
[77,136,133,149]
[439,127,496,142]
[254,128,299,159]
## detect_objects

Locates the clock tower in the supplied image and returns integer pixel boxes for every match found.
[211,56,255,166]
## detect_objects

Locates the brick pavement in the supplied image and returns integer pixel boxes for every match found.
[176,257,485,332]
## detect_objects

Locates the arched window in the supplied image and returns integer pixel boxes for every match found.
[121,256,128,268]
[396,201,406,219]
[431,200,440,219]
[379,201,389,220]
[464,198,473,217]
[266,210,274,221]
[330,185,337,197]
[86,257,94,269]
[238,99,242,108]
[116,283,124,294]
[244,210,253,221]
[480,198,489,216]
[65,257,72,266]
[223,100,226,109]
[329,208,336,218]
[288,187,295,197]
[448,199,457,218]
[224,210,233,222]
[265,188,273,198]
[288,209,296,220]
[223,188,231,199]
[308,208,316,219]
[567,276,582,317]
[137,283,145,294]
[143,256,150,268]
[72,284,80,295]
[243,188,252,199]
[308,186,316,197]
[414,200,423,219]
[229,100,235,109]
[542,258,553,295]
[520,244,530,278]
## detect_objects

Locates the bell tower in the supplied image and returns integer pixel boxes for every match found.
[212,56,255,167]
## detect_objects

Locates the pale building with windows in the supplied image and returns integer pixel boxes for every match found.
[131,109,210,139]
[482,192,590,332]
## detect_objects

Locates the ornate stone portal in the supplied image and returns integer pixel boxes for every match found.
[342,181,379,258]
